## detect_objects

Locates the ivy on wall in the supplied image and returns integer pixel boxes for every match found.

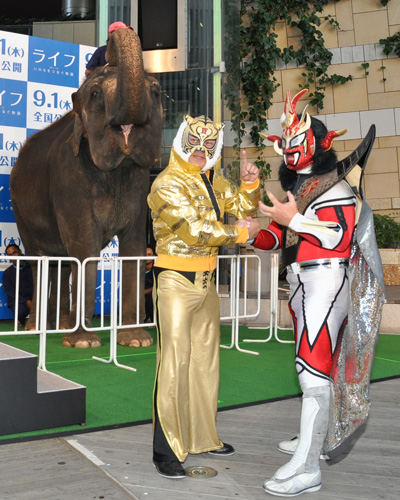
[224,0,397,189]
[380,31,400,57]
[379,0,400,55]
[224,0,353,186]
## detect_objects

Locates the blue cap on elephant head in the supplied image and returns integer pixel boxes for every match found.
[172,115,224,172]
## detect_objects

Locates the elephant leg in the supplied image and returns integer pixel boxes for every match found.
[62,259,102,348]
[45,264,71,329]
[47,266,58,330]
[25,260,38,331]
[117,243,153,348]
[25,260,60,330]
[59,263,74,328]
[25,260,72,331]
[47,263,76,329]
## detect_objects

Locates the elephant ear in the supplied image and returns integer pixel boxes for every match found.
[67,114,84,156]
[67,91,84,156]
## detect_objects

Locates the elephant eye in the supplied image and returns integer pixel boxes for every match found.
[90,85,101,98]
[151,84,161,98]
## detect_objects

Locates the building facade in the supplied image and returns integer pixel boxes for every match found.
[30,0,400,222]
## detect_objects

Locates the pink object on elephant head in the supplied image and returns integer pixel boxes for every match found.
[108,21,134,33]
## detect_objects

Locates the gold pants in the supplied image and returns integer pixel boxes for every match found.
[153,268,223,462]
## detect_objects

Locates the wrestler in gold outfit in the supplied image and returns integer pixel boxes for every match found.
[148,115,260,478]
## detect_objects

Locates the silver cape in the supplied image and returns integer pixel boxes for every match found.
[323,201,386,459]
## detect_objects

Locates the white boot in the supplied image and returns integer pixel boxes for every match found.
[278,435,299,455]
[264,386,330,497]
[278,435,330,460]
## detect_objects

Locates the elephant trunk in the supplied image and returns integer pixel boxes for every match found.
[106,28,148,126]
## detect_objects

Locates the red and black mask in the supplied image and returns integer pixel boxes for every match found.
[265,89,346,173]
[281,125,315,171]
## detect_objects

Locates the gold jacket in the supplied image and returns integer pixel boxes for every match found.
[148,149,260,272]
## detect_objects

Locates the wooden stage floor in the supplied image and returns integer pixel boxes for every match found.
[0,377,399,500]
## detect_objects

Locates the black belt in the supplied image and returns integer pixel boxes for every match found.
[286,258,349,274]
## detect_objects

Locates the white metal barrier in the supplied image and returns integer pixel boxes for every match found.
[244,252,294,345]
[0,256,81,370]
[82,256,153,372]
[0,252,292,371]
[82,254,263,368]
[217,254,262,355]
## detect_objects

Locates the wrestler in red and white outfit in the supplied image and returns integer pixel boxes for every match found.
[253,89,356,497]
[257,179,356,388]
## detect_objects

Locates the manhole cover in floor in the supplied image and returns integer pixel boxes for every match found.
[185,466,218,478]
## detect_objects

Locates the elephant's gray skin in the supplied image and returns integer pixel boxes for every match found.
[10,28,163,348]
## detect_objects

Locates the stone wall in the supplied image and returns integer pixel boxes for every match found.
[223,0,400,224]
[32,20,96,47]
[380,248,400,285]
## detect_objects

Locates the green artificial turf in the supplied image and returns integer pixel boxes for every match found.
[0,323,399,442]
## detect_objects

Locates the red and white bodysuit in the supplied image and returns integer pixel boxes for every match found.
[259,89,369,497]
[254,168,356,390]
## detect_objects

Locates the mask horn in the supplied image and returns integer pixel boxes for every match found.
[260,132,283,155]
[320,129,347,151]
[282,88,309,131]
[291,88,309,110]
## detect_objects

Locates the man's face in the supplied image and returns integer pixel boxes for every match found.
[146,247,154,267]
[187,135,216,169]
[6,246,22,265]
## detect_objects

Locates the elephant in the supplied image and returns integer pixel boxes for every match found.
[10,28,163,348]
